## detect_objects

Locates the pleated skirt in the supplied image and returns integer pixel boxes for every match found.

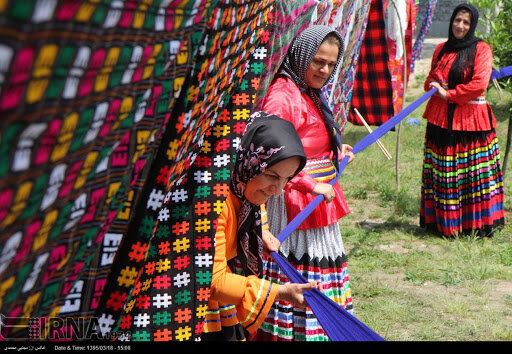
[420,123,505,237]
[250,193,352,341]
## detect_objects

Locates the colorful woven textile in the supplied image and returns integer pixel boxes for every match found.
[94,1,277,341]
[348,0,394,126]
[253,0,316,105]
[318,0,372,131]
[411,0,437,73]
[0,0,214,339]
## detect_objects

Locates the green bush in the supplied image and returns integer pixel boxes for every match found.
[471,0,512,88]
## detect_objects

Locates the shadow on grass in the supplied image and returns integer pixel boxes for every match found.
[488,88,511,124]
[358,219,439,239]
[342,127,368,147]
[492,101,511,124]
[346,217,508,259]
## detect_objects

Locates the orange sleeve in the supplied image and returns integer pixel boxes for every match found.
[209,192,279,333]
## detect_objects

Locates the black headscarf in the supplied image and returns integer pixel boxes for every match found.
[279,25,344,169]
[230,111,306,276]
[433,3,481,131]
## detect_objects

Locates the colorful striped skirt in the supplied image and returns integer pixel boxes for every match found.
[420,123,505,237]
[250,194,352,341]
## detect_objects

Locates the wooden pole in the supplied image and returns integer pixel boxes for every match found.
[354,108,392,160]
[492,78,504,100]
[389,0,407,189]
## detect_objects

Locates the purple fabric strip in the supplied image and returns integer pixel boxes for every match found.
[270,251,385,341]
[491,66,512,80]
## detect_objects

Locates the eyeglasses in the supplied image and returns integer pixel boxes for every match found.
[310,57,337,71]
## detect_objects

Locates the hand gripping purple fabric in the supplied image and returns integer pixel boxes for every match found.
[270,88,438,341]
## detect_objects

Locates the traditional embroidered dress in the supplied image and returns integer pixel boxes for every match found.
[202,112,307,340]
[420,4,505,237]
[251,26,353,342]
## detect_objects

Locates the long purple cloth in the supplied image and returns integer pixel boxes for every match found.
[491,66,512,80]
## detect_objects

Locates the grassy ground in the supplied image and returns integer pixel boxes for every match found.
[338,52,512,341]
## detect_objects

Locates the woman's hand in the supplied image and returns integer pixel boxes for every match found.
[312,182,335,203]
[276,282,323,308]
[430,81,447,100]
[262,229,280,255]
[341,144,355,164]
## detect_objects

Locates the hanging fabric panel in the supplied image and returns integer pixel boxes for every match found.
[97,0,318,341]
[0,0,213,340]
[348,0,394,126]
[384,0,418,114]
[411,0,437,73]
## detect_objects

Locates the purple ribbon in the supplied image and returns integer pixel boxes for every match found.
[491,66,512,80]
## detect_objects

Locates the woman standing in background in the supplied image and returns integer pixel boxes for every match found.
[420,3,505,237]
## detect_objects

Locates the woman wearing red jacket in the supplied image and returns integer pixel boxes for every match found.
[251,25,354,341]
[420,3,504,237]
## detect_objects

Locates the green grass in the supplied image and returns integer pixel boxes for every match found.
[338,86,512,341]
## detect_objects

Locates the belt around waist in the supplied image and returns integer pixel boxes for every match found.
[468,96,487,104]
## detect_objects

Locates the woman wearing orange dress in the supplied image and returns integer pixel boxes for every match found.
[201,111,321,341]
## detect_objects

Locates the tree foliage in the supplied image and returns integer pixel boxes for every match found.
[470,0,512,89]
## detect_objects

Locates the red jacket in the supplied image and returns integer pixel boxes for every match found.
[261,76,349,229]
[423,41,496,131]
